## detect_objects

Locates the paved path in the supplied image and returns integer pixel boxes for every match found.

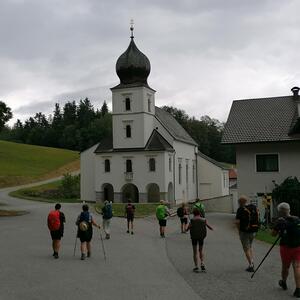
[0,186,296,299]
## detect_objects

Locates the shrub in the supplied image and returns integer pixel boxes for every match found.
[59,173,80,199]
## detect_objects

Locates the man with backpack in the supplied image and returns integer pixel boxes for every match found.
[102,200,113,239]
[156,200,170,238]
[177,203,189,233]
[76,204,101,260]
[186,208,213,273]
[272,202,300,298]
[125,199,135,234]
[47,203,65,259]
[235,195,259,272]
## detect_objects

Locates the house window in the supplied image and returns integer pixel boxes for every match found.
[126,125,131,138]
[256,154,279,172]
[104,159,110,172]
[149,158,156,172]
[179,163,182,184]
[125,98,131,111]
[148,98,151,112]
[169,157,172,172]
[126,159,132,172]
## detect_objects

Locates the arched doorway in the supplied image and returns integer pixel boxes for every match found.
[168,182,174,204]
[147,183,160,203]
[102,183,114,202]
[122,183,139,203]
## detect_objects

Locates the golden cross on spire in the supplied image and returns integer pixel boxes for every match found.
[130,19,134,39]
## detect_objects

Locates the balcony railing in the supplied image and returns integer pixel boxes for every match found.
[124,172,133,181]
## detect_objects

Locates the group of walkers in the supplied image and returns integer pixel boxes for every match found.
[47,195,300,298]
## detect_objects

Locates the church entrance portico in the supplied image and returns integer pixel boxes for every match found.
[146,183,160,203]
[121,183,139,203]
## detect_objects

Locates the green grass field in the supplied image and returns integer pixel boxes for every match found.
[0,140,79,187]
[94,203,159,218]
[256,228,279,245]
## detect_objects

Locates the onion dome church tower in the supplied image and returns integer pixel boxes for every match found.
[111,23,156,149]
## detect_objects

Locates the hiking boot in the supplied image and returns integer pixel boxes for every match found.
[245,265,254,272]
[105,234,110,239]
[53,252,59,259]
[279,280,287,290]
[201,264,206,272]
[81,253,86,260]
[87,252,91,258]
[131,231,134,235]
[193,267,200,273]
[294,288,300,298]
[127,230,130,233]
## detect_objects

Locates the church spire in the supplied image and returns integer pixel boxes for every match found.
[130,19,134,39]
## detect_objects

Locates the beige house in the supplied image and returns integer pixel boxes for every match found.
[222,87,300,210]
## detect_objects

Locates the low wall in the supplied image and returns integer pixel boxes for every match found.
[201,195,233,213]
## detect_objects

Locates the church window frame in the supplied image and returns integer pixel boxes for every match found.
[125,97,131,111]
[149,158,156,172]
[104,159,110,173]
[126,125,132,138]
[126,159,133,173]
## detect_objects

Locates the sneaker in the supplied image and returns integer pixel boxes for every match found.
[193,267,200,273]
[105,234,110,239]
[245,266,254,272]
[161,233,165,238]
[201,264,206,272]
[279,280,287,290]
[127,230,129,233]
[294,288,300,298]
[87,252,91,258]
[81,253,86,260]
[54,253,59,259]
[131,231,134,235]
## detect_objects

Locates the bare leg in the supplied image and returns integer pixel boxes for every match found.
[81,242,86,254]
[282,262,290,282]
[199,246,204,264]
[131,221,134,231]
[244,248,254,266]
[192,245,198,267]
[127,221,130,231]
[87,242,91,254]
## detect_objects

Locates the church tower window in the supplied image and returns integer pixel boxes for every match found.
[169,157,172,172]
[179,163,182,184]
[148,98,151,112]
[125,98,131,111]
[104,159,110,172]
[149,158,156,172]
[126,125,131,138]
[126,159,132,172]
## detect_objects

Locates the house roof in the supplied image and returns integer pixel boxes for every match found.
[222,95,300,144]
[94,129,174,154]
[155,106,197,146]
[197,151,229,170]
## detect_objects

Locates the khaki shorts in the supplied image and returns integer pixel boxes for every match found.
[239,231,255,250]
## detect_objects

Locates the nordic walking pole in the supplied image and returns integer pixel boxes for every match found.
[73,233,78,256]
[251,235,281,278]
[99,229,107,261]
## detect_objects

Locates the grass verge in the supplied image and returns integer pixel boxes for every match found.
[9,180,80,203]
[256,228,279,245]
[0,209,28,217]
[94,203,159,218]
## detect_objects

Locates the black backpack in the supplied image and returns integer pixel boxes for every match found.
[177,207,184,218]
[281,217,300,248]
[244,204,259,232]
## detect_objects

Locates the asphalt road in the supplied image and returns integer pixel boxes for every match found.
[0,185,296,300]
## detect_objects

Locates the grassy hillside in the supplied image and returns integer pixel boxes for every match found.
[0,140,79,188]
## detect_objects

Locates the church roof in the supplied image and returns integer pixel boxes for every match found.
[94,129,174,153]
[155,107,198,146]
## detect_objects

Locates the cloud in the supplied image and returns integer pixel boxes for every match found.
[1,0,300,126]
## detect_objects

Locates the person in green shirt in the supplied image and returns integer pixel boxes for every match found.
[156,200,170,238]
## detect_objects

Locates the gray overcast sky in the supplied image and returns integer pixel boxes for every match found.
[1,0,300,125]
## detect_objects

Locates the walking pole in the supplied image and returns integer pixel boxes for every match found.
[73,233,78,257]
[251,235,281,278]
[99,229,107,261]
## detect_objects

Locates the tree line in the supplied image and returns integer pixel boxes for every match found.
[0,100,235,163]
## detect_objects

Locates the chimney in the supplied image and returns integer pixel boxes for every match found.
[291,86,300,117]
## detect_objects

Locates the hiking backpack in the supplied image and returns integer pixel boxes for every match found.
[47,210,61,231]
[244,204,259,232]
[156,205,166,220]
[177,207,184,218]
[126,204,134,216]
[281,217,300,248]
[77,211,91,232]
[103,204,113,219]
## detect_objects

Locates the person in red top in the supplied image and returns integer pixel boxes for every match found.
[125,199,135,234]
[47,203,65,259]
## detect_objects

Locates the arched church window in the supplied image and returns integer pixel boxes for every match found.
[149,158,156,172]
[126,125,131,138]
[104,159,110,172]
[125,98,131,111]
[126,159,132,172]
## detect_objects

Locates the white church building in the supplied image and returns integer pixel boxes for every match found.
[81,28,229,204]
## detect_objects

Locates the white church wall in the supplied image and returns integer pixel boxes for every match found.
[94,151,167,202]
[173,141,198,204]
[153,117,174,146]
[80,143,99,202]
[197,155,229,200]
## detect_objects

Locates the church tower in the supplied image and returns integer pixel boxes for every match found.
[111,23,156,149]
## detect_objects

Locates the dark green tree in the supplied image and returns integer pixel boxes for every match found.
[100,101,109,116]
[0,101,13,131]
